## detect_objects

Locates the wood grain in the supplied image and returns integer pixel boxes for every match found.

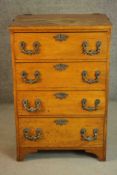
[9,14,112,32]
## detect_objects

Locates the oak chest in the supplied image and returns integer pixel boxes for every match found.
[9,14,112,161]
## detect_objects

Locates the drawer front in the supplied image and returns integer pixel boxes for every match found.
[14,33,108,60]
[19,117,104,147]
[17,91,105,116]
[16,62,106,90]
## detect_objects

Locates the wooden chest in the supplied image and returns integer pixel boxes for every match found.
[9,14,112,161]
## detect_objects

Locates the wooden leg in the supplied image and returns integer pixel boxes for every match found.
[17,147,39,161]
[85,147,106,161]
[17,148,26,161]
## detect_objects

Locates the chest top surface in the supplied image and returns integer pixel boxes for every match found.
[9,14,111,32]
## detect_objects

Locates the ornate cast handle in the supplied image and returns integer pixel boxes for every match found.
[82,41,101,55]
[80,128,98,142]
[54,119,68,125]
[22,99,41,112]
[82,70,100,84]
[21,71,41,84]
[53,64,68,71]
[54,34,68,41]
[81,99,100,111]
[54,93,68,100]
[19,41,41,55]
[23,128,42,141]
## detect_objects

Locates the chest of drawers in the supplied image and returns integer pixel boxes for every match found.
[9,14,112,161]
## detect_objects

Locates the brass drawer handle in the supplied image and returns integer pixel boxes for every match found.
[80,128,98,142]
[23,128,42,141]
[21,71,41,84]
[54,93,68,99]
[54,119,68,125]
[82,41,101,55]
[82,70,100,84]
[53,64,68,71]
[54,34,68,41]
[22,99,41,112]
[81,98,100,111]
[19,41,41,55]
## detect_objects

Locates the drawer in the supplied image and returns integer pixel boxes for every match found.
[17,91,105,116]
[16,62,106,90]
[14,33,108,61]
[19,117,104,147]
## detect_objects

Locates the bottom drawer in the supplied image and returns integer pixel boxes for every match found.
[19,117,104,148]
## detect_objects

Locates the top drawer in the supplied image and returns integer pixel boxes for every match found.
[14,33,108,61]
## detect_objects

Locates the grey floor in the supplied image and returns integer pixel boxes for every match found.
[0,102,117,175]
